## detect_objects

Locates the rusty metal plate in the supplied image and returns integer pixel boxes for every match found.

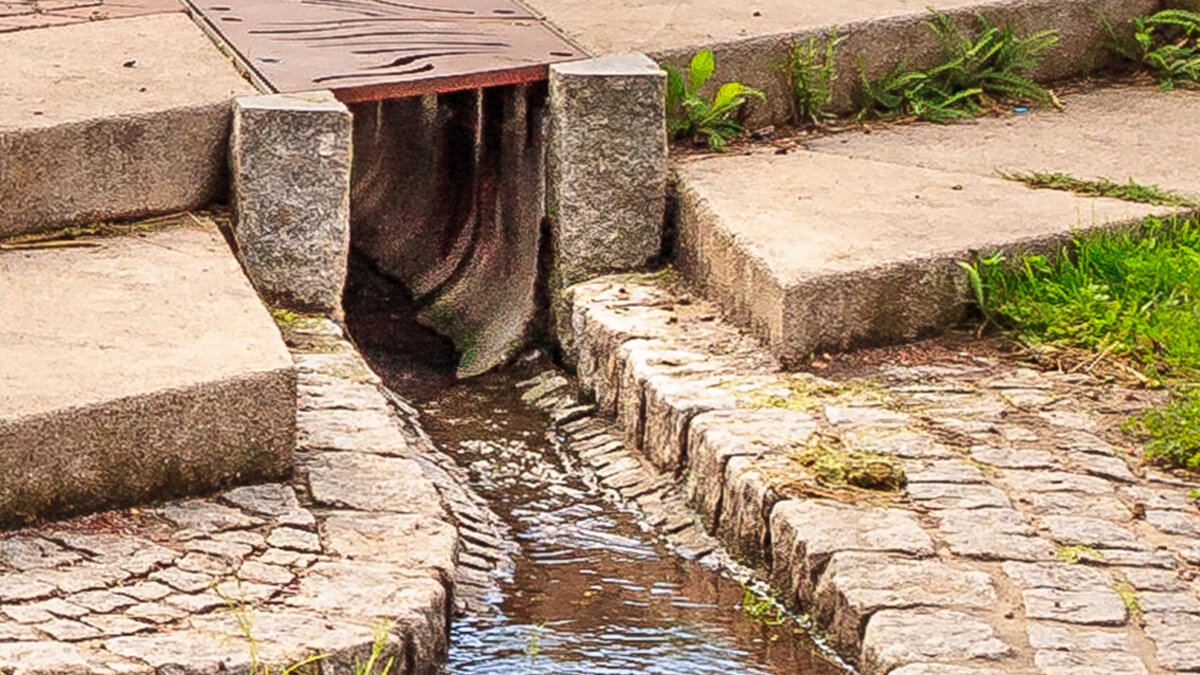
[184,0,585,101]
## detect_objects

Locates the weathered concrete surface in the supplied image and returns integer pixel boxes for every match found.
[563,272,1200,674]
[809,87,1200,200]
[232,91,352,314]
[0,0,180,33]
[676,149,1168,365]
[528,0,1156,125]
[0,218,295,524]
[0,321,460,674]
[0,13,255,236]
[548,54,668,357]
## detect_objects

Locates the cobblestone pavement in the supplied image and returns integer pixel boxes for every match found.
[0,320,473,674]
[565,273,1200,675]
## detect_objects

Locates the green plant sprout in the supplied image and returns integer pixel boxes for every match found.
[1100,9,1200,91]
[665,50,766,151]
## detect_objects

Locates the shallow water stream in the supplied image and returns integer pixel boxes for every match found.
[346,265,845,674]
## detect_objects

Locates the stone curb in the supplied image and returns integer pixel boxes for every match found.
[0,320,459,674]
[563,271,1200,674]
[647,0,1156,127]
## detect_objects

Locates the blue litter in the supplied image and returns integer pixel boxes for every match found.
[1014,107,1029,113]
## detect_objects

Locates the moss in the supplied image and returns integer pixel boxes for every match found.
[1057,544,1103,564]
[769,432,907,497]
[271,308,324,331]
[746,376,887,412]
[1115,583,1143,621]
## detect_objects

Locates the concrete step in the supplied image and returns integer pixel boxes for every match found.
[0,215,296,526]
[528,0,1157,125]
[674,86,1200,366]
[0,11,255,237]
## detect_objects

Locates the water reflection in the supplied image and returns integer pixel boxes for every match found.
[346,262,844,674]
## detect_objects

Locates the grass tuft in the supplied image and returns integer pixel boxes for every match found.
[1000,171,1200,208]
[856,11,1059,122]
[786,28,843,125]
[965,214,1200,470]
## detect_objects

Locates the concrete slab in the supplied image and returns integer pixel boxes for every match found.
[0,12,257,236]
[0,217,295,525]
[675,149,1169,365]
[0,0,181,34]
[526,0,985,55]
[528,0,1156,125]
[808,86,1200,199]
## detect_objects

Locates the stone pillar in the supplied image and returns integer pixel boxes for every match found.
[231,90,352,315]
[547,54,668,357]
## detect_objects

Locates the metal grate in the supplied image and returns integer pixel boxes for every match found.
[184,0,585,101]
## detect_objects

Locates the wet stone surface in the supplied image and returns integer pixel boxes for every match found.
[0,320,457,674]
[566,273,1200,674]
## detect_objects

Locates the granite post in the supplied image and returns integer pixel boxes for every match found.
[547,54,668,360]
[231,91,352,314]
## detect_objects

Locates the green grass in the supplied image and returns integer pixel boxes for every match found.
[1000,172,1200,208]
[786,28,842,125]
[664,50,766,151]
[1100,9,1200,91]
[856,11,1059,122]
[968,214,1200,470]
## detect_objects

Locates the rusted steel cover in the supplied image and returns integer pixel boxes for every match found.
[184,0,585,100]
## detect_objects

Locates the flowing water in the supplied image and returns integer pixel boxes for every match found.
[346,263,846,675]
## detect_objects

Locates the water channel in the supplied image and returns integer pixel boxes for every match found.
[346,261,846,674]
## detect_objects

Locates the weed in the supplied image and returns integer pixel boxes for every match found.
[1000,171,1200,208]
[741,585,786,626]
[1127,392,1200,470]
[965,214,1200,470]
[1100,9,1200,90]
[1057,544,1103,564]
[219,584,395,675]
[856,11,1058,121]
[1115,583,1143,621]
[355,622,397,675]
[664,50,766,151]
[786,28,843,124]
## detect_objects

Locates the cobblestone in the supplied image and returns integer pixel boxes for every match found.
[565,273,1200,674]
[0,320,460,674]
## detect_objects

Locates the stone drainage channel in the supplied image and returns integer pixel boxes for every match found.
[346,270,847,674]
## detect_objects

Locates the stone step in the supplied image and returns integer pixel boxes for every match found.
[675,85,1200,366]
[0,216,296,526]
[528,0,1156,125]
[0,11,255,237]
